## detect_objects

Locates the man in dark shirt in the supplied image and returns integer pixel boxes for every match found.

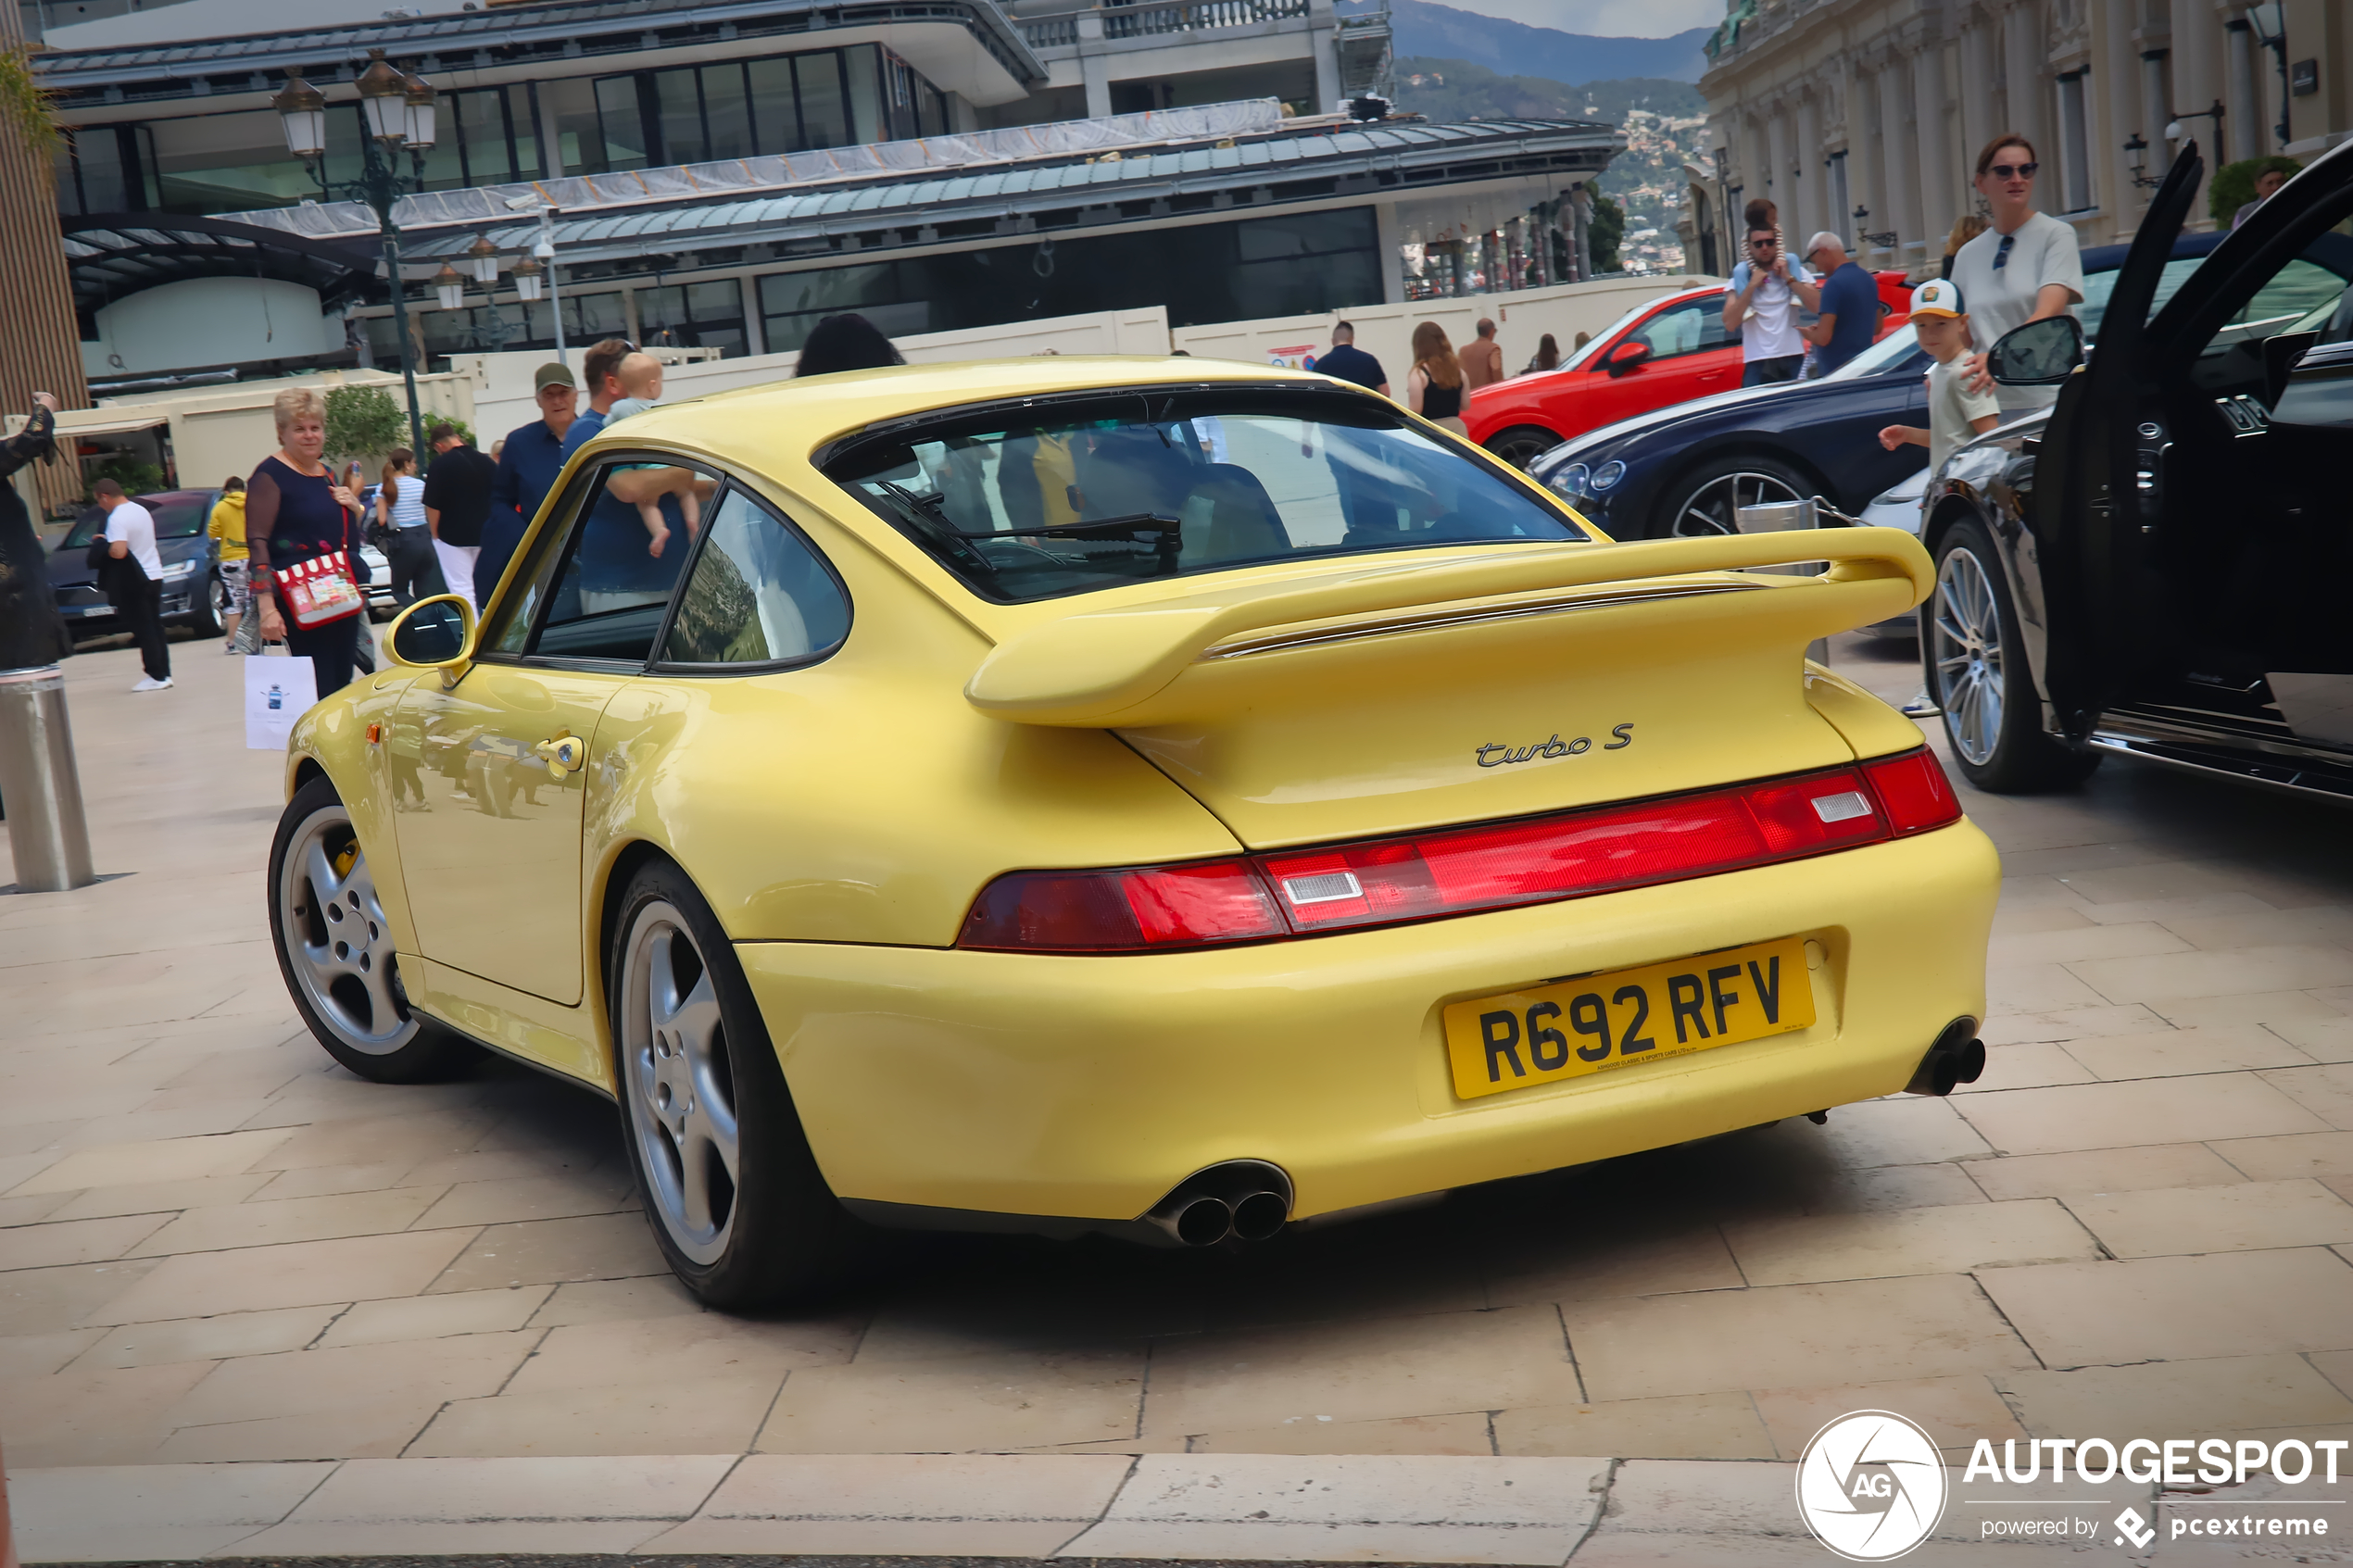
[422,423,497,605]
[1312,322,1389,395]
[559,338,695,612]
[1801,233,1881,376]
[478,362,580,613]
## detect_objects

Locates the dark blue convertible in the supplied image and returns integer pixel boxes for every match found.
[1529,232,2230,544]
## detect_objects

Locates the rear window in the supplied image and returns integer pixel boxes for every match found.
[824,387,1585,604]
[61,493,210,546]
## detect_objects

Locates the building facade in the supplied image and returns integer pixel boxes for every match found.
[1700,0,2352,280]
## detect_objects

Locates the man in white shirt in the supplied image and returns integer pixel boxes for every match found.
[94,478,171,691]
[1721,221,1821,386]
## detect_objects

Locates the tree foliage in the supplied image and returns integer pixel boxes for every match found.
[0,44,59,157]
[324,385,408,469]
[1589,192,1626,274]
[2209,155,2303,225]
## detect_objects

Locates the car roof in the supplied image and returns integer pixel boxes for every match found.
[587,356,1381,474]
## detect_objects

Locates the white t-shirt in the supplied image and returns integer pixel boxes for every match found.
[1926,356,2003,473]
[1730,257,1819,362]
[1948,211,2085,410]
[104,501,163,583]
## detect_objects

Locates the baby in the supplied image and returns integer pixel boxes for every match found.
[604,351,699,558]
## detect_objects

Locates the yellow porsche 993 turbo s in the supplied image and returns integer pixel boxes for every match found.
[269,358,1998,1308]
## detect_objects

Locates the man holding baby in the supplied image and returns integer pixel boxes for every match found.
[556,340,708,614]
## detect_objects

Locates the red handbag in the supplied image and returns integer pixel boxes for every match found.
[271,488,365,630]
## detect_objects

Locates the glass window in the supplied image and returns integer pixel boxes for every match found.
[483,458,713,664]
[797,52,850,148]
[636,280,748,357]
[661,488,849,665]
[542,79,607,176]
[2078,257,2199,340]
[845,44,882,144]
[1628,296,1732,361]
[826,387,1585,604]
[759,262,926,352]
[700,63,755,160]
[651,68,702,165]
[143,106,363,214]
[593,76,651,171]
[747,56,800,151]
[507,85,541,182]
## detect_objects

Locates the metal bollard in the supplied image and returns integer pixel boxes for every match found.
[0,666,95,893]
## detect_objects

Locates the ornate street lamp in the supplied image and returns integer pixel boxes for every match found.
[2248,2,2293,151]
[271,48,437,455]
[2124,132,2162,190]
[1852,205,1897,251]
[510,256,546,302]
[2166,99,2224,145]
[433,264,468,311]
[465,233,500,285]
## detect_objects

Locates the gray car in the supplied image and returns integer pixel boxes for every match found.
[49,489,221,640]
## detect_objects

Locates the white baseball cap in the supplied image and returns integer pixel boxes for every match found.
[1909,278,1965,318]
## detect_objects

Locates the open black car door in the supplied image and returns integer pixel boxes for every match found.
[2031,143,2202,737]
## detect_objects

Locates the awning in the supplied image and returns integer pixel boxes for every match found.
[2,412,168,439]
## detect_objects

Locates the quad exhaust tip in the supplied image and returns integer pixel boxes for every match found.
[1141,1160,1294,1247]
[1907,1019,1987,1097]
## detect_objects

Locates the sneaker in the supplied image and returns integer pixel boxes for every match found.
[130,676,172,692]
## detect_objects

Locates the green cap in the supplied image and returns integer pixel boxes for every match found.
[534,362,577,392]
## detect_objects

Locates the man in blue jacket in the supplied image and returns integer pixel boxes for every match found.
[476,360,582,614]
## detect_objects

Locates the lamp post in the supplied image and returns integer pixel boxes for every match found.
[2247,2,2292,152]
[1851,205,1897,254]
[2124,132,2163,189]
[2166,99,2225,148]
[271,47,436,457]
[504,194,567,365]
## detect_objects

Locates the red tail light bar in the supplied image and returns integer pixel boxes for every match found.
[958,748,1963,954]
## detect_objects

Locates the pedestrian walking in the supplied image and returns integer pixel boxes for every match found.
[1722,198,1820,387]
[246,387,371,698]
[480,362,579,615]
[0,394,70,673]
[422,422,497,605]
[1800,232,1879,376]
[208,476,250,653]
[1460,318,1504,391]
[1950,133,2084,410]
[794,313,905,376]
[94,479,170,691]
[1522,333,1561,373]
[1941,215,1986,281]
[1404,321,1468,434]
[1314,321,1389,395]
[374,449,447,610]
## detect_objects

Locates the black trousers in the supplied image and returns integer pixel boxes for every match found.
[122,577,170,681]
[386,525,448,608]
[286,614,359,699]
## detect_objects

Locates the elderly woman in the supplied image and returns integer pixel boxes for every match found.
[1951,133,2083,410]
[246,387,370,696]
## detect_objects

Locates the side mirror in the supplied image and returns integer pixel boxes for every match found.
[1988,316,2084,385]
[385,593,478,686]
[1605,340,1652,376]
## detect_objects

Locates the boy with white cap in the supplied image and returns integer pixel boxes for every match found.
[1877,279,2002,474]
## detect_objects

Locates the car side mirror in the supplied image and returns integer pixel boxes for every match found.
[1605,340,1651,376]
[1988,316,2084,385]
[386,593,478,686]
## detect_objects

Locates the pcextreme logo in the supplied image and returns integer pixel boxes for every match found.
[1796,1411,1948,1562]
[1794,1409,2348,1560]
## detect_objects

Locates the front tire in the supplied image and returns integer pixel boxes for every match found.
[1927,519,2099,792]
[1645,453,1810,538]
[1484,425,1561,470]
[609,857,862,1309]
[270,774,475,1082]
[182,574,221,638]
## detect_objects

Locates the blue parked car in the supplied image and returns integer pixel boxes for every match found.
[1528,232,2232,546]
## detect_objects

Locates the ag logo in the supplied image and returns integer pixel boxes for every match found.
[1795,1410,1948,1561]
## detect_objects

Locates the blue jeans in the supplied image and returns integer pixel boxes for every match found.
[1743,355,1806,387]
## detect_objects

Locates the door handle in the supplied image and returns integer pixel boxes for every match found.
[534,731,586,779]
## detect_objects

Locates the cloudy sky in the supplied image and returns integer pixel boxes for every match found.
[1428,0,1723,37]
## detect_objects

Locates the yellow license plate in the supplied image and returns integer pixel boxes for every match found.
[1443,935,1815,1100]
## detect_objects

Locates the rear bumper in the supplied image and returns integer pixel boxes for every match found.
[740,821,1998,1223]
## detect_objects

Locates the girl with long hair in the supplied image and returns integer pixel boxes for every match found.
[1523,332,1560,374]
[1406,321,1467,434]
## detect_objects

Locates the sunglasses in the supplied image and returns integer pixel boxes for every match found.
[1749,237,1777,248]
[1986,161,2039,180]
[1993,233,2016,270]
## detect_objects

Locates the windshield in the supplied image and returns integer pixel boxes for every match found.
[1825,329,1933,381]
[61,493,211,547]
[2079,256,2202,339]
[827,388,1588,603]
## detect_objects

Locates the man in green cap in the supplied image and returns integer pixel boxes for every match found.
[479,361,580,613]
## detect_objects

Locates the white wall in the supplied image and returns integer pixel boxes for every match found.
[82,277,344,380]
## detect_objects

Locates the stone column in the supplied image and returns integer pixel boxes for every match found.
[1309,0,1342,115]
[2169,0,2219,140]
[1961,11,1999,169]
[1768,103,1795,225]
[2101,0,2143,232]
[2002,0,2048,161]
[2226,15,2262,161]
[1879,54,1922,259]
[1077,9,1113,119]
[1793,90,1822,243]
[1840,54,1881,257]
[1913,40,1958,250]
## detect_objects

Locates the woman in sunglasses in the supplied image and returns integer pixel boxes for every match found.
[1949,134,2084,410]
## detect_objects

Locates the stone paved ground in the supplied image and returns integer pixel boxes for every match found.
[3,633,2351,1472]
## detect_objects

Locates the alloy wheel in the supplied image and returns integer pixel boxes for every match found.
[277,805,418,1055]
[1672,470,1801,535]
[1932,546,2004,766]
[620,900,741,1267]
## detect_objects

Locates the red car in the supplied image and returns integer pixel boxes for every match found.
[1468,272,1915,468]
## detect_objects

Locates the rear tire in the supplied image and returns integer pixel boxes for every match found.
[609,856,862,1309]
[1646,453,1811,538]
[1927,518,2100,792]
[1484,425,1561,470]
[182,574,221,638]
[270,774,476,1082]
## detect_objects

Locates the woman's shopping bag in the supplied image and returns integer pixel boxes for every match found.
[245,647,318,750]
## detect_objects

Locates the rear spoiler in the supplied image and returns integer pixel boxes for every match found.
[966,528,1932,727]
